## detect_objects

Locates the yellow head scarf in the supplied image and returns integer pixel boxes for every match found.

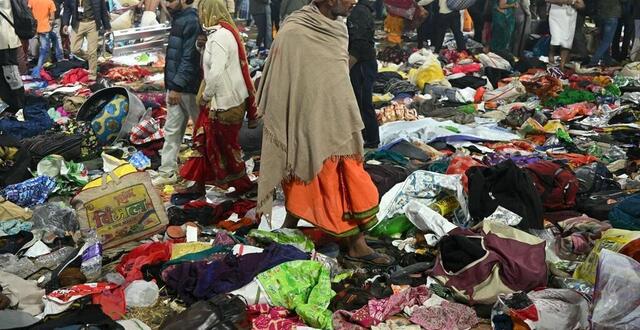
[198,0,237,30]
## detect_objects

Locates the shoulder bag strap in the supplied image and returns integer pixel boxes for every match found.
[0,10,15,27]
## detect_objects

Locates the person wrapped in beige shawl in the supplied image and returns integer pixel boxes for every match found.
[256,0,394,267]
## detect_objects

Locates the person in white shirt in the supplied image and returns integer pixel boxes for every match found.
[179,0,260,197]
[547,0,584,70]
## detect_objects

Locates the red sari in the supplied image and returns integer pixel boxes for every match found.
[180,22,258,194]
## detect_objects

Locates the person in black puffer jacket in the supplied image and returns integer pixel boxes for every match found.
[154,0,203,186]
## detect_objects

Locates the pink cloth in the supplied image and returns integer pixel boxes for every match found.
[551,102,595,121]
[408,301,479,330]
[248,304,305,330]
[333,285,431,328]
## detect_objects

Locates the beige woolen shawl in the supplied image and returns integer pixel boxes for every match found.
[256,4,365,217]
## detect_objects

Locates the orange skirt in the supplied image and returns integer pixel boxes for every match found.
[282,158,379,237]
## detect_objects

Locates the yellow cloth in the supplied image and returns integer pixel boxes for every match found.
[171,242,213,259]
[0,198,32,221]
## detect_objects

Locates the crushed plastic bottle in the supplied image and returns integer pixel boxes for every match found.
[80,231,103,281]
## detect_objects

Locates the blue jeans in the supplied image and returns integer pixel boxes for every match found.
[590,17,619,65]
[34,32,64,75]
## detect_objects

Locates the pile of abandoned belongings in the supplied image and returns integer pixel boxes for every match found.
[1,20,640,330]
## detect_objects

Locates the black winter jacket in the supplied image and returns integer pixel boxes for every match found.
[347,0,376,62]
[164,7,202,94]
[61,0,111,31]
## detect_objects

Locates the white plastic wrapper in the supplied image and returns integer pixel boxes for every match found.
[484,206,523,227]
[377,171,470,227]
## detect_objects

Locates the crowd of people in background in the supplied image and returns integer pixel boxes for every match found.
[410,0,640,69]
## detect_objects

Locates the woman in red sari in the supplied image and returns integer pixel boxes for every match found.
[180,0,259,196]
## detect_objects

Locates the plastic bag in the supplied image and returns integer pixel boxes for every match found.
[573,228,640,284]
[377,170,470,227]
[405,200,456,240]
[0,253,37,278]
[408,52,446,90]
[483,79,527,103]
[477,53,512,71]
[125,280,159,308]
[248,229,315,253]
[591,249,640,329]
[30,203,79,237]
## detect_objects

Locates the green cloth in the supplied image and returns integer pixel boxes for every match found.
[490,0,516,53]
[248,229,315,253]
[544,89,596,107]
[604,83,621,97]
[365,150,408,166]
[258,260,335,329]
[427,159,451,173]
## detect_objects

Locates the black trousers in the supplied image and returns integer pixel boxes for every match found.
[253,13,272,49]
[612,2,634,61]
[433,11,467,52]
[350,60,380,147]
[417,3,437,48]
[572,14,589,59]
[0,48,25,114]
[270,0,281,31]
[467,0,486,43]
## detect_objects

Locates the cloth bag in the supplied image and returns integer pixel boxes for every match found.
[477,53,512,71]
[71,164,168,249]
[77,87,145,146]
[432,222,547,305]
[483,79,527,103]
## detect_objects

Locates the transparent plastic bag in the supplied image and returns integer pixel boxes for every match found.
[125,280,159,307]
[591,249,640,329]
[30,203,79,237]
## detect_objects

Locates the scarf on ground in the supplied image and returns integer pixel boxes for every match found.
[256,4,365,217]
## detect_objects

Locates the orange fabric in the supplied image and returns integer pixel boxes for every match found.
[463,10,473,32]
[28,0,55,33]
[283,158,379,237]
[217,217,255,232]
[384,15,404,44]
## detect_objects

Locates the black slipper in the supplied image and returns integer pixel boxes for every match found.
[389,261,434,285]
[343,252,396,267]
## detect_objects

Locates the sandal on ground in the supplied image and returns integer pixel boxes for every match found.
[343,251,396,267]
